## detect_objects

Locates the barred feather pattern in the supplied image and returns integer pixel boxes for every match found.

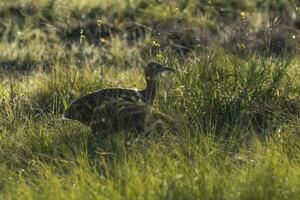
[63,88,147,132]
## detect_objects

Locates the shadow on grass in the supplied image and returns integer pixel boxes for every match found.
[48,122,167,176]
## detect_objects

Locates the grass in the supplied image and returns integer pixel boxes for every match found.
[0,0,300,199]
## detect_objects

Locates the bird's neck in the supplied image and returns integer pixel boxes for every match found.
[143,77,157,105]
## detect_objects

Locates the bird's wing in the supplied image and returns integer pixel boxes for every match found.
[92,88,145,103]
[89,93,147,132]
[90,88,147,114]
[64,88,146,124]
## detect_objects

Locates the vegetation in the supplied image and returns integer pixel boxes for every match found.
[0,0,299,199]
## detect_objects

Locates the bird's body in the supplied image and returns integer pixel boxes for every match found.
[65,88,147,132]
[63,62,174,133]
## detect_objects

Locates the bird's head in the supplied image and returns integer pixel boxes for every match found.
[144,62,175,80]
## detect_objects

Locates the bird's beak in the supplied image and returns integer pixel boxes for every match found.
[161,67,175,73]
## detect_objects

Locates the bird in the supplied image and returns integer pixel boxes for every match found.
[62,62,175,133]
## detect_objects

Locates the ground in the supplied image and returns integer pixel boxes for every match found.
[0,0,300,199]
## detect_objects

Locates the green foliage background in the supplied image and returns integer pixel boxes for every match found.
[0,0,299,199]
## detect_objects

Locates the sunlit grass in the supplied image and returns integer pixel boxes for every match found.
[0,0,300,199]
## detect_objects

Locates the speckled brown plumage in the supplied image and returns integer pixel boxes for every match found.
[63,62,174,133]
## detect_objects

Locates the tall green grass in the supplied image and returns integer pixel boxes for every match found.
[0,0,300,199]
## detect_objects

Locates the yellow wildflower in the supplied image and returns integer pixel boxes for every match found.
[240,11,246,17]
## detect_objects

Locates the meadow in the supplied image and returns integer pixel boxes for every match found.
[0,0,300,199]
